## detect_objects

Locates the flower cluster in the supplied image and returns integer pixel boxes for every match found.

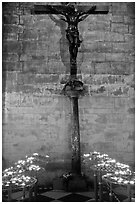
[2,174,37,189]
[2,153,49,188]
[102,172,135,185]
[83,151,135,185]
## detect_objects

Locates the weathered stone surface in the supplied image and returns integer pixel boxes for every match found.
[3,41,22,54]
[3,32,18,41]
[111,62,134,75]
[106,53,127,62]
[2,2,135,178]
[124,34,135,42]
[82,74,130,86]
[80,62,95,74]
[112,3,128,15]
[3,14,19,25]
[86,31,125,42]
[111,23,128,33]
[127,2,135,16]
[112,42,135,53]
[88,21,110,31]
[3,25,23,34]
[2,2,20,15]
[111,15,124,23]
[128,25,135,34]
[94,62,111,74]
[3,61,22,71]
[3,53,19,62]
[84,52,106,62]
[19,29,38,40]
[124,16,135,24]
[97,42,112,53]
[22,41,39,52]
[22,61,49,74]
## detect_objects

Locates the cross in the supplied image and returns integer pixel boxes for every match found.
[32,3,109,176]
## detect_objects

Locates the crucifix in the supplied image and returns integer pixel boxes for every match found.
[32,3,109,176]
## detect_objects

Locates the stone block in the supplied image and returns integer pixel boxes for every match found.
[36,74,59,84]
[128,25,135,34]
[86,31,125,42]
[3,33,18,41]
[79,95,114,109]
[17,72,35,85]
[2,2,20,15]
[48,52,61,61]
[18,84,37,94]
[19,29,38,40]
[80,62,95,74]
[93,141,116,152]
[85,31,105,42]
[83,42,98,52]
[47,61,66,74]
[38,30,50,41]
[3,53,19,62]
[22,61,49,74]
[37,41,51,50]
[124,34,135,42]
[95,62,111,74]
[3,41,22,54]
[3,61,22,71]
[20,3,35,15]
[111,62,134,75]
[35,74,59,84]
[124,16,135,25]
[105,53,126,62]
[97,42,112,53]
[84,52,106,62]
[112,42,135,53]
[2,71,7,86]
[5,81,17,93]
[3,25,23,34]
[88,15,110,23]
[20,54,33,62]
[111,23,128,33]
[82,75,93,85]
[105,32,125,42]
[88,21,110,31]
[20,15,37,27]
[125,53,135,62]
[127,2,135,17]
[3,14,19,24]
[22,41,40,52]
[112,3,127,15]
[20,52,48,62]
[111,15,124,23]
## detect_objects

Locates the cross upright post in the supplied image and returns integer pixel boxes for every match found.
[32,3,109,176]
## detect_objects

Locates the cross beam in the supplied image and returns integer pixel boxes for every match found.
[32,3,109,175]
[32,5,109,15]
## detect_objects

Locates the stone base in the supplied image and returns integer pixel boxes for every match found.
[53,175,89,192]
[67,175,88,192]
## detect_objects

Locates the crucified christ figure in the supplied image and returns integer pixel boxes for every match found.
[47,4,96,63]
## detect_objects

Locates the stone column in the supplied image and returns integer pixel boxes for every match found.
[71,96,81,174]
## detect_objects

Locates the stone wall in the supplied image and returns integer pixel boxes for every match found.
[3,2,135,177]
